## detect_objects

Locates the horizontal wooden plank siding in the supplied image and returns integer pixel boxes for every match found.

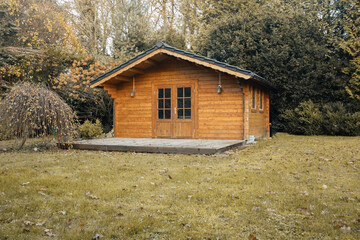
[114,75,152,138]
[246,83,270,138]
[197,73,244,139]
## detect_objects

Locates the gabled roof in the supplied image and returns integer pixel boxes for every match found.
[90,41,273,88]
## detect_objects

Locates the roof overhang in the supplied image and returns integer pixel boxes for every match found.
[90,42,274,89]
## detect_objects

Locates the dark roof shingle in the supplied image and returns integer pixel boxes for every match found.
[91,41,273,88]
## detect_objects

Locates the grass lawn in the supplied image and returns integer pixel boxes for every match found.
[0,133,359,239]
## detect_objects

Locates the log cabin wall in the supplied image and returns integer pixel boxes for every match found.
[197,70,244,139]
[105,74,153,138]
[246,83,270,138]
[103,57,270,140]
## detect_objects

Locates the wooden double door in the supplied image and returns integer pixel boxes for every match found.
[154,82,195,138]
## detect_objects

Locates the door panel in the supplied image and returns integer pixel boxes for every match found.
[173,122,193,138]
[154,83,195,138]
[156,122,171,137]
[155,87,172,138]
[173,84,195,138]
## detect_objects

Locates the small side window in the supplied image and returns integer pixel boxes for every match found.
[252,86,256,109]
[260,89,263,110]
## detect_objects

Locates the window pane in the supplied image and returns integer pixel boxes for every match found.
[158,99,163,109]
[165,110,171,119]
[260,90,263,109]
[177,98,183,108]
[252,87,256,108]
[184,98,191,108]
[158,110,164,119]
[184,87,191,97]
[165,88,171,98]
[177,88,183,97]
[165,99,171,108]
[158,89,163,98]
[178,109,183,119]
[185,109,191,119]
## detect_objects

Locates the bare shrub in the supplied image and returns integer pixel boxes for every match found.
[0,82,77,148]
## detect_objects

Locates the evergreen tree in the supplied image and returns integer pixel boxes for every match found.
[341,0,360,104]
[193,1,351,129]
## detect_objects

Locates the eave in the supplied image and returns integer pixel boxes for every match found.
[90,41,274,89]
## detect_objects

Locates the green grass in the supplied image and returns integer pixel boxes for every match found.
[0,133,359,239]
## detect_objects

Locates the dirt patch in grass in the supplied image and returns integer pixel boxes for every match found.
[0,133,359,239]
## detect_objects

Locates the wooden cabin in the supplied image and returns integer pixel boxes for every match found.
[91,42,273,140]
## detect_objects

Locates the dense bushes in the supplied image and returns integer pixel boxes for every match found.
[78,119,103,139]
[52,58,118,133]
[281,101,360,136]
[322,102,360,136]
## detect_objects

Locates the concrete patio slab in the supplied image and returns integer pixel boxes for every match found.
[59,138,245,154]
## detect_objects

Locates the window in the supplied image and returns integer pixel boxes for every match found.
[177,87,191,119]
[252,86,256,109]
[260,89,263,110]
[158,88,171,119]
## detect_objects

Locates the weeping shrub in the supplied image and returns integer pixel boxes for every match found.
[0,82,77,148]
[78,119,103,139]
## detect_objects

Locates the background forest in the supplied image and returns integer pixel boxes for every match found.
[0,0,359,135]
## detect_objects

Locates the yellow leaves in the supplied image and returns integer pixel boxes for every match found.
[6,0,84,53]
[1,2,87,83]
[0,67,7,74]
[6,0,21,12]
[80,60,88,66]
[52,58,116,106]
[86,56,94,62]
[45,19,53,33]
[1,65,23,78]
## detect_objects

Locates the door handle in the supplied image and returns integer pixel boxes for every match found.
[174,107,177,114]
